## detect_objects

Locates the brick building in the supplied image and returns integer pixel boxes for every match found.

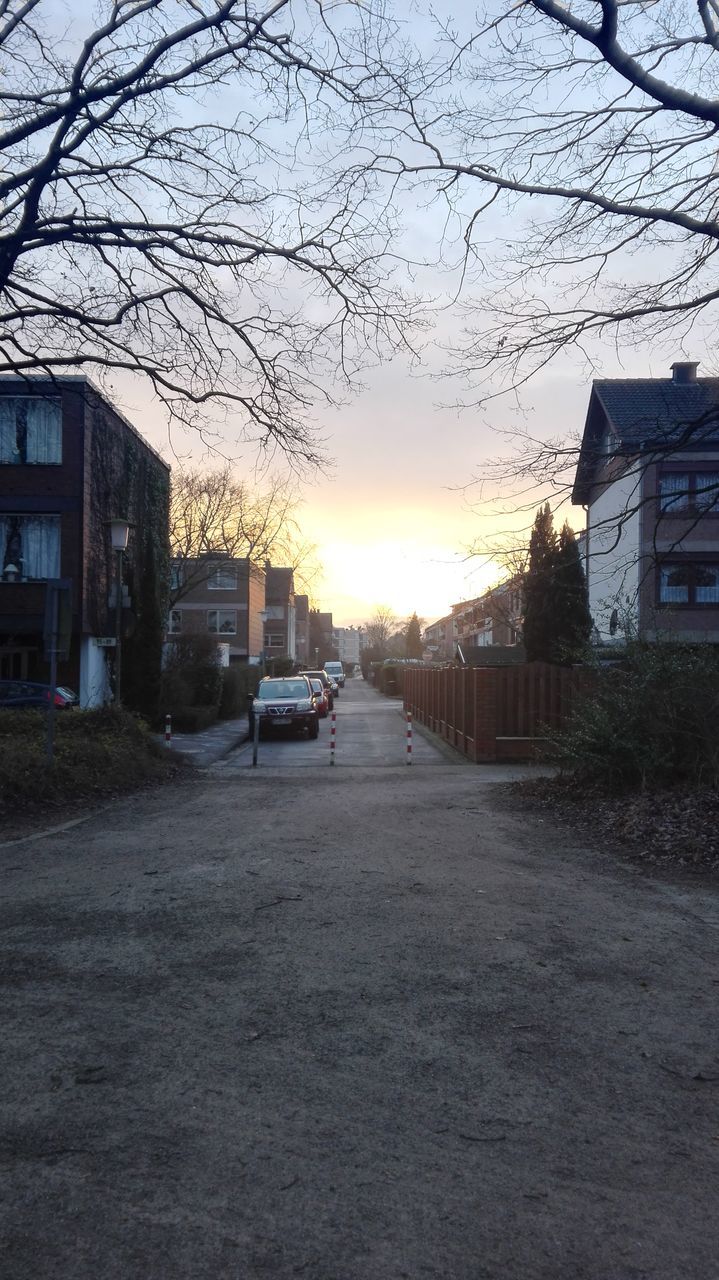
[295,593,310,667]
[263,566,296,662]
[0,376,169,708]
[168,554,266,663]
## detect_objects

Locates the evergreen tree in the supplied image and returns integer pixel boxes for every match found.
[523,505,592,665]
[523,503,558,663]
[405,613,423,659]
[552,523,592,663]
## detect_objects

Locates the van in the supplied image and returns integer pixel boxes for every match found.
[323,660,345,688]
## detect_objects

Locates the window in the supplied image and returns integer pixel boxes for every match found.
[265,633,285,648]
[169,563,182,592]
[207,609,236,635]
[208,565,237,589]
[659,472,719,513]
[0,397,62,465]
[659,563,719,606]
[0,514,60,580]
[168,609,182,634]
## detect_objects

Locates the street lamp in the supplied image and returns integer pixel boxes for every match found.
[108,519,130,707]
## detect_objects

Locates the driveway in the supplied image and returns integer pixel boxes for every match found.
[2,683,718,1278]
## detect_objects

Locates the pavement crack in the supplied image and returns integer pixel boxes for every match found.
[254,894,303,911]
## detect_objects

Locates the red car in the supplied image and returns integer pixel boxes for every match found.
[308,677,329,718]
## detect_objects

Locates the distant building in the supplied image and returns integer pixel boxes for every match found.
[295,593,310,667]
[168,554,265,663]
[422,613,456,662]
[264,566,296,661]
[0,375,169,709]
[334,625,362,666]
[309,609,334,665]
[451,581,523,650]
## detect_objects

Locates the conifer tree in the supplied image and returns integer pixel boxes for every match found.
[523,506,592,665]
[523,503,558,663]
[405,613,423,659]
[552,523,593,664]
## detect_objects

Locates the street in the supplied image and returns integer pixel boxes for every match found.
[223,676,462,770]
[1,680,718,1278]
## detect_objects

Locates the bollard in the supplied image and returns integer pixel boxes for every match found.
[406,710,412,765]
[164,714,172,748]
[252,708,260,767]
[329,710,336,766]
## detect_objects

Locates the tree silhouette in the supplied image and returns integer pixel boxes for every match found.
[523,504,558,664]
[0,1,416,459]
[405,613,423,659]
[552,523,593,664]
[524,506,591,664]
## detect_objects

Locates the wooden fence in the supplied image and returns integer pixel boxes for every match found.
[403,663,587,763]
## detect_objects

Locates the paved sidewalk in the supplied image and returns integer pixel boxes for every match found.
[157,714,249,765]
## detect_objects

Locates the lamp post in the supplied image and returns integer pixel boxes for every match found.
[108,519,130,707]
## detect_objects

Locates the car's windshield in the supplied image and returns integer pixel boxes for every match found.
[309,679,323,693]
[257,681,308,700]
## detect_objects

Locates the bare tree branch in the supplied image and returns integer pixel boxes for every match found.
[169,463,319,604]
[0,0,419,461]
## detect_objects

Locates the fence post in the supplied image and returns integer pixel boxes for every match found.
[406,711,413,765]
[164,714,172,748]
[329,710,336,766]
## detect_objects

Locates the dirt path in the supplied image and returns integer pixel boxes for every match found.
[2,758,718,1279]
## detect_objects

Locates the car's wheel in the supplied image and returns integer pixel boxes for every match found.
[308,720,319,739]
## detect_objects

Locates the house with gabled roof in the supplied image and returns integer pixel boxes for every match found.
[572,361,719,645]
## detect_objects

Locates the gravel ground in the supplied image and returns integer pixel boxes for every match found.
[2,762,719,1279]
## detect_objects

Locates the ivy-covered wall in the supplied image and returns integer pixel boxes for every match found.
[84,391,170,720]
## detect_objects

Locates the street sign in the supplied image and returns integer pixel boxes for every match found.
[94,637,117,648]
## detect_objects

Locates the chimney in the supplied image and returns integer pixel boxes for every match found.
[671,361,699,384]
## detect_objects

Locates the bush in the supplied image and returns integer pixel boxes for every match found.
[551,644,719,790]
[160,634,223,716]
[218,664,260,719]
[376,662,408,697]
[0,706,179,816]
[169,705,218,733]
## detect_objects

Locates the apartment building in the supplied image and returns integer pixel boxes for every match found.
[168,554,266,662]
[572,360,719,643]
[0,375,169,707]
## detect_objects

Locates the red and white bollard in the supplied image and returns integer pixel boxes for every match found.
[406,710,413,765]
[164,713,172,748]
[329,710,336,766]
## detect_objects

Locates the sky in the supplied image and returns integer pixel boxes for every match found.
[115,342,606,628]
[65,0,717,630]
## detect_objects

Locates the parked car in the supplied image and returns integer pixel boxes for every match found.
[324,660,345,688]
[253,676,319,739]
[299,670,335,710]
[0,680,78,710]
[307,677,329,718]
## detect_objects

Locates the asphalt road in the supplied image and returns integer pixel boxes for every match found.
[2,680,718,1279]
[224,676,461,770]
